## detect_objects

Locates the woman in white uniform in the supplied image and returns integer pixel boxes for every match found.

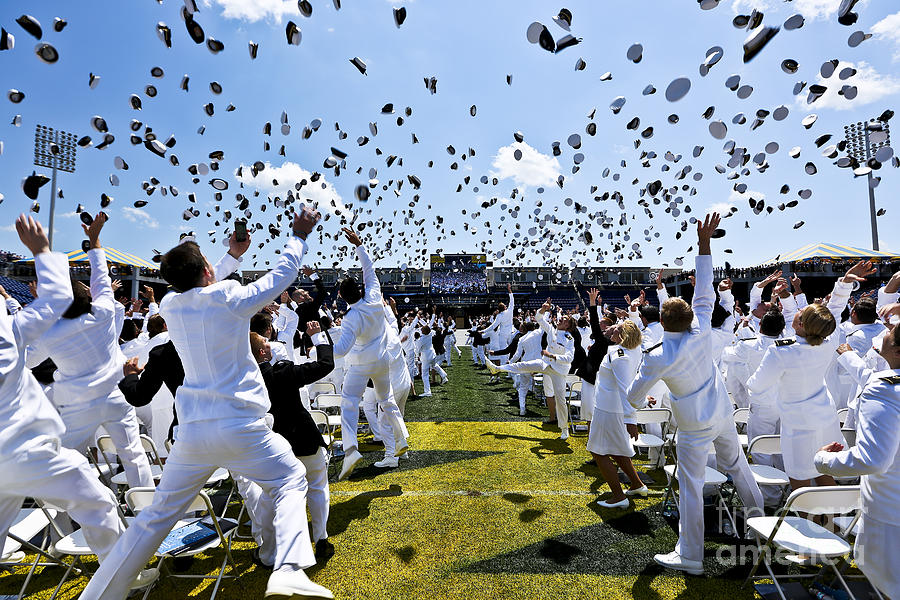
[587,320,647,508]
[487,299,576,440]
[748,261,870,489]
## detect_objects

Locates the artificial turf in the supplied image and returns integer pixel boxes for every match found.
[2,348,793,599]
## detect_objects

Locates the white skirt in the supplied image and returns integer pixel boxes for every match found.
[586,408,634,457]
[781,414,842,481]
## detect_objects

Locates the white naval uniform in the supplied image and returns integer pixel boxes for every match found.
[331,245,408,454]
[586,345,641,457]
[415,332,446,396]
[640,320,669,466]
[815,370,900,599]
[273,302,300,363]
[0,251,124,565]
[81,236,319,600]
[747,279,851,481]
[510,329,543,413]
[26,248,153,489]
[626,254,763,564]
[498,311,575,430]
[375,305,413,457]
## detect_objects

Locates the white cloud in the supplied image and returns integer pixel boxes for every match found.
[872,11,900,61]
[490,142,561,188]
[795,61,900,111]
[203,0,299,23]
[726,189,765,213]
[121,207,159,229]
[234,161,347,215]
[731,0,867,19]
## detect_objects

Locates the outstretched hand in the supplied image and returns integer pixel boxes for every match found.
[16,214,50,255]
[292,205,321,239]
[82,212,107,250]
[696,212,720,255]
[843,260,876,285]
[341,226,362,247]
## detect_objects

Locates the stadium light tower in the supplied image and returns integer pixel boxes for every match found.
[843,118,891,251]
[33,124,77,250]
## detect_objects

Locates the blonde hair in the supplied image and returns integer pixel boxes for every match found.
[661,297,693,333]
[618,320,642,350]
[249,332,268,359]
[799,304,835,346]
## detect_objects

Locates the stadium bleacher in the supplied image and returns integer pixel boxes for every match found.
[0,276,34,306]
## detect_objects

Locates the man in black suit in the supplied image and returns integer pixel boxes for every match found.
[249,321,335,564]
[120,337,183,442]
[292,266,328,352]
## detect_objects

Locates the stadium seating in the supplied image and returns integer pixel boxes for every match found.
[0,276,34,306]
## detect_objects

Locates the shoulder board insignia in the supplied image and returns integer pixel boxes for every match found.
[879,375,900,385]
[849,329,863,336]
[617,348,625,357]
[775,338,795,347]
[741,337,759,342]
[643,341,662,354]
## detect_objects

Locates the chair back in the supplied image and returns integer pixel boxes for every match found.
[783,486,861,516]
[747,434,782,457]
[840,428,857,447]
[95,435,118,464]
[139,435,165,470]
[836,407,849,426]
[635,408,671,425]
[315,393,343,411]
[126,487,211,515]
[733,407,750,426]
[308,382,336,402]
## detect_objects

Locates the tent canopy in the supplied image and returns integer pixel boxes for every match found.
[763,242,900,265]
[17,247,157,270]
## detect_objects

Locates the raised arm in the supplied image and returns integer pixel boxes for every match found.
[830,261,876,322]
[342,227,381,302]
[746,344,783,397]
[284,326,334,387]
[228,208,318,319]
[119,355,166,407]
[878,271,900,310]
[692,213,720,332]
[83,214,115,315]
[626,359,662,409]
[12,216,73,347]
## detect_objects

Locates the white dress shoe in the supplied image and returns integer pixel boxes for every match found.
[265,569,333,599]
[625,485,649,497]
[130,567,160,589]
[420,392,432,397]
[560,430,569,441]
[596,497,630,509]
[441,377,449,384]
[374,457,399,468]
[339,448,363,481]
[653,551,704,575]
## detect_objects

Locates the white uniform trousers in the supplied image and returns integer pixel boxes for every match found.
[580,380,596,421]
[747,402,783,506]
[420,354,447,396]
[443,337,454,365]
[472,345,485,365]
[673,419,764,563]
[855,515,900,599]
[362,388,381,441]
[380,382,411,457]
[79,417,316,600]
[57,391,154,489]
[238,447,330,564]
[341,363,408,453]
[498,360,568,429]
[513,374,533,413]
[404,352,417,384]
[0,436,124,563]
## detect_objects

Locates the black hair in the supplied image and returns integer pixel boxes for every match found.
[159,241,207,292]
[250,312,273,336]
[759,309,785,337]
[119,319,139,342]
[639,304,660,323]
[711,301,730,329]
[62,279,92,319]
[852,297,877,324]
[339,277,362,304]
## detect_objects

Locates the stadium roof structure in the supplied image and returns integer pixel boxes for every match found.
[761,242,900,265]
[17,247,157,270]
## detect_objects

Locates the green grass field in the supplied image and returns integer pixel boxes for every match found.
[2,348,773,599]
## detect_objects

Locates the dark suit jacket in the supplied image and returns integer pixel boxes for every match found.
[293,278,327,350]
[259,344,334,457]
[119,340,185,439]
[574,305,612,384]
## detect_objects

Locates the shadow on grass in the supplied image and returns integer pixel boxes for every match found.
[480,426,573,459]
[327,484,404,538]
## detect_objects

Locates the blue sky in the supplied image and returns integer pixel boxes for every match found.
[1,0,898,272]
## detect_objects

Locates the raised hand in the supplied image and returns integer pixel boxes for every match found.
[16,214,50,255]
[696,212,721,255]
[0,285,8,300]
[228,229,251,259]
[123,357,143,377]
[758,269,782,289]
[302,265,314,278]
[790,273,802,292]
[306,320,321,336]
[688,275,696,287]
[843,260,876,285]
[587,287,600,306]
[141,284,155,304]
[111,279,122,293]
[341,226,362,247]
[293,205,321,239]
[82,212,107,250]
[718,278,733,292]
[657,268,664,290]
[772,278,789,298]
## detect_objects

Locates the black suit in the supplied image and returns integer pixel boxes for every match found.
[293,278,327,350]
[574,305,612,384]
[119,340,184,440]
[258,344,334,457]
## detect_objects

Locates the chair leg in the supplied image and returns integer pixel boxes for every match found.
[49,556,82,600]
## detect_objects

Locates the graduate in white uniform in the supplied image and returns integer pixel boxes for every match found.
[26,214,154,490]
[80,207,333,600]
[331,227,409,481]
[415,324,448,398]
[625,213,763,576]
[587,320,648,508]
[0,216,144,583]
[487,299,576,440]
[372,300,414,468]
[497,322,541,416]
[747,261,867,490]
[815,326,900,600]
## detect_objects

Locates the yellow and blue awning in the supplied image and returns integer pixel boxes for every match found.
[18,247,157,270]
[763,242,900,265]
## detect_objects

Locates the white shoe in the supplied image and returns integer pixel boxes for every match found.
[420,392,432,397]
[653,551,704,575]
[519,409,526,416]
[374,457,399,468]
[596,497,630,509]
[441,377,449,385]
[339,448,363,481]
[625,485,649,497]
[265,569,334,599]
[394,437,409,457]
[560,430,569,441]
[130,568,160,590]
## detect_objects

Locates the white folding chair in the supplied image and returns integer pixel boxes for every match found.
[745,486,862,600]
[840,428,857,447]
[310,410,334,461]
[632,407,673,466]
[836,407,849,427]
[126,488,237,600]
[746,435,790,505]
[96,435,164,489]
[308,381,336,405]
[733,407,750,449]
[566,380,588,435]
[314,393,343,437]
[1,505,69,599]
